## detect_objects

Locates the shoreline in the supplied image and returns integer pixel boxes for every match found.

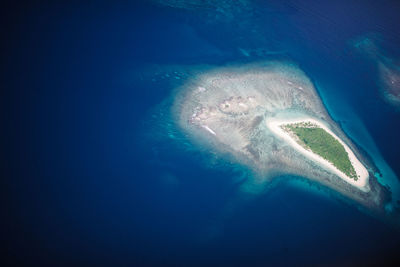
[266,117,370,192]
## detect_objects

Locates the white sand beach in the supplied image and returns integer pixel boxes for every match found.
[267,117,370,192]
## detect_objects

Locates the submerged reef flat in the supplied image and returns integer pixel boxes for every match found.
[378,62,400,107]
[173,61,389,213]
[353,36,400,109]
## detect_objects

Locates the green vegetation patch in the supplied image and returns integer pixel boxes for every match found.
[283,122,358,180]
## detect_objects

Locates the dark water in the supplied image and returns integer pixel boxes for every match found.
[2,1,400,266]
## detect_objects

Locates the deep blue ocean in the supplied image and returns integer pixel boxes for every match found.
[3,1,400,266]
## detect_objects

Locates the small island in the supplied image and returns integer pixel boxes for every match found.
[283,122,358,180]
[267,118,369,191]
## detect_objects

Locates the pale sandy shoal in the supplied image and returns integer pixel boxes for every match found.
[266,117,370,192]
